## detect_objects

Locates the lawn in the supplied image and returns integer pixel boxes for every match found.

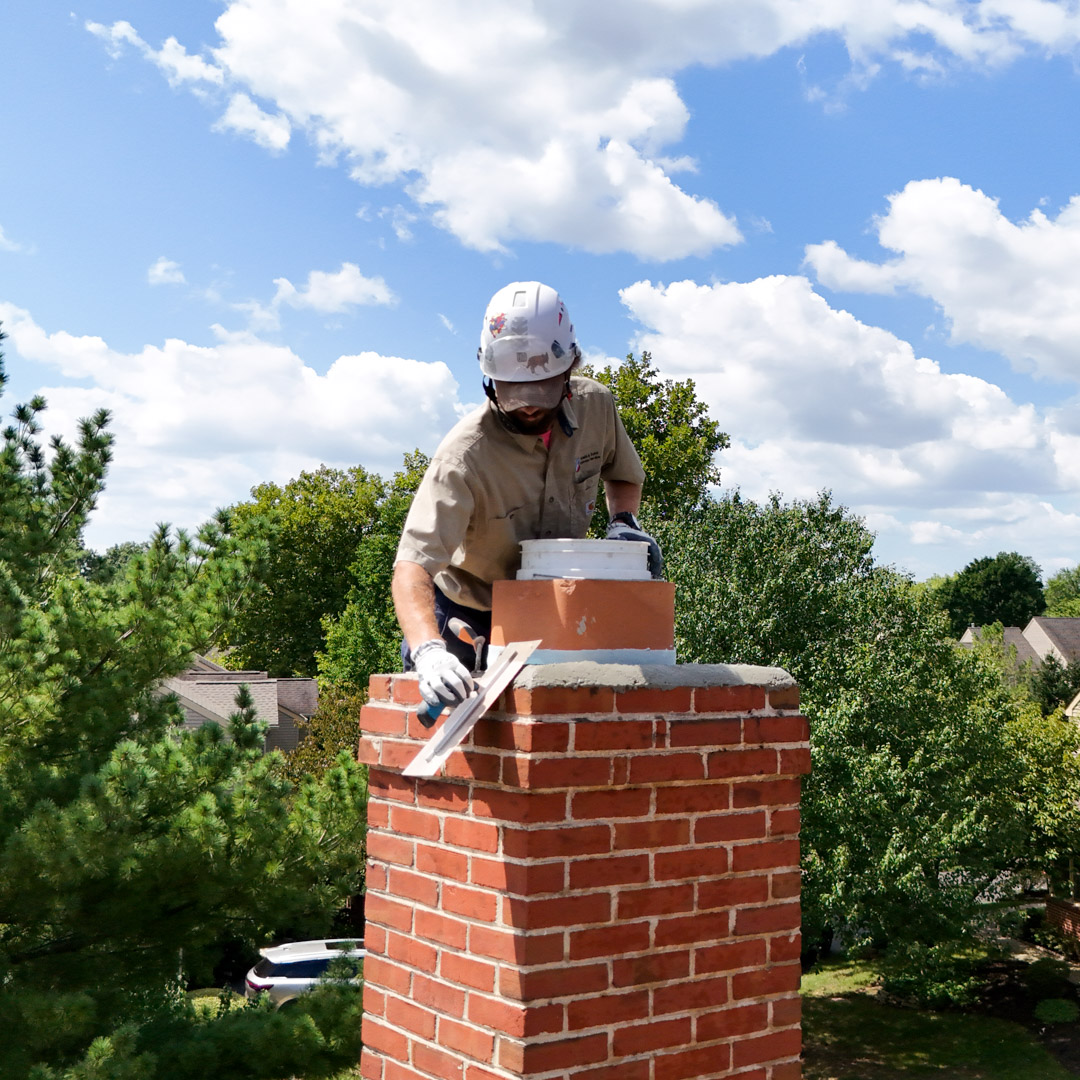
[802,960,1078,1080]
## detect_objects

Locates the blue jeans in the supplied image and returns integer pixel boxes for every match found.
[401,585,491,672]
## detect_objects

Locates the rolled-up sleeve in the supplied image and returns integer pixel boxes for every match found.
[600,394,646,486]
[395,456,476,578]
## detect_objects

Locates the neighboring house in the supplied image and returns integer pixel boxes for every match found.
[163,654,318,753]
[1067,689,1080,720]
[960,616,1080,668]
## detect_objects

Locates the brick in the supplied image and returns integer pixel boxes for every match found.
[367,673,391,701]
[772,994,802,1026]
[570,989,643,1028]
[357,739,380,767]
[441,950,497,992]
[732,1028,802,1069]
[744,714,810,744]
[613,818,689,850]
[653,975,730,1015]
[445,748,502,784]
[628,752,706,785]
[695,810,767,843]
[504,755,613,789]
[374,738,420,772]
[443,882,499,922]
[694,685,767,713]
[464,1067,505,1080]
[363,983,385,1016]
[385,929,438,972]
[503,824,611,859]
[572,787,652,820]
[416,841,469,882]
[367,802,390,829]
[574,719,658,751]
[780,747,813,775]
[578,1062,651,1080]
[612,1016,691,1055]
[618,883,694,919]
[385,994,437,1039]
[654,846,728,881]
[474,718,571,754]
[612,949,690,987]
[367,862,388,891]
[655,783,731,815]
[767,687,800,710]
[388,866,439,908]
[388,674,423,705]
[505,891,611,930]
[732,962,802,1000]
[360,702,407,736]
[696,1001,769,1041]
[698,875,770,910]
[368,769,417,804]
[505,684,617,715]
[653,1043,731,1080]
[385,1062,429,1080]
[570,920,651,960]
[707,747,778,780]
[360,1046,383,1080]
[467,993,529,1037]
[770,808,800,837]
[360,1016,409,1060]
[415,908,469,950]
[732,839,800,873]
[439,1016,494,1063]
[471,855,565,894]
[471,789,568,825]
[413,1042,464,1080]
[770,933,802,963]
[734,902,801,936]
[365,923,387,956]
[695,939,767,974]
[615,687,692,714]
[366,893,415,933]
[772,871,802,899]
[569,854,650,889]
[416,780,470,813]
[471,924,564,966]
[668,718,743,747]
[504,962,609,1000]
[772,1062,803,1080]
[367,831,415,868]
[413,972,466,1017]
[654,909,731,948]
[519,1033,609,1073]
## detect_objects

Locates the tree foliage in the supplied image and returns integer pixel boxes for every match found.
[586,352,728,524]
[0,328,367,1078]
[1045,565,1080,617]
[929,551,1046,637]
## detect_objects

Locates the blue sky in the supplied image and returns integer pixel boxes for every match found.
[2,2,1079,581]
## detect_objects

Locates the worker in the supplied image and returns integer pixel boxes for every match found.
[392,280,662,720]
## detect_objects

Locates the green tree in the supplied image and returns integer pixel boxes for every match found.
[930,551,1046,637]
[224,465,389,677]
[0,329,367,1078]
[586,352,728,524]
[1031,653,1080,716]
[654,493,1075,1003]
[1045,565,1080,617]
[78,540,149,584]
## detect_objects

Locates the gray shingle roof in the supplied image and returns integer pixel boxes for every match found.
[1028,617,1080,663]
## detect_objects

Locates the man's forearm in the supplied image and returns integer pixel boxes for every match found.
[605,479,643,517]
[392,560,442,650]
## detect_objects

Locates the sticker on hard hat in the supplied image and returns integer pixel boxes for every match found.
[489,313,506,337]
[509,316,528,335]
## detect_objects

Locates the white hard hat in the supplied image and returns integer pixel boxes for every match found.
[478,281,578,383]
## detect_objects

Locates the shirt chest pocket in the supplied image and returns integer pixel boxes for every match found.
[573,469,601,533]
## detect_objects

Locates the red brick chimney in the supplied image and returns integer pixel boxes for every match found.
[358,655,809,1080]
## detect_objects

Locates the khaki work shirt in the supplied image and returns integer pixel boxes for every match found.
[396,376,645,610]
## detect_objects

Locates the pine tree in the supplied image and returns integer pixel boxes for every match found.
[0,325,367,1079]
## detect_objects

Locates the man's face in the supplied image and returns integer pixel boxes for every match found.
[494,373,566,434]
[506,404,559,435]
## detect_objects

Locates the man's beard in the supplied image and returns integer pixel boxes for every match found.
[508,407,558,435]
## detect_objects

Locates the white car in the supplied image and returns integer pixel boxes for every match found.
[244,938,364,1008]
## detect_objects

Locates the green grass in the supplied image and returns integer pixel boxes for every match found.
[802,959,1076,1080]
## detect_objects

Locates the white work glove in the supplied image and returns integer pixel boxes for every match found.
[412,639,475,711]
[606,511,664,579]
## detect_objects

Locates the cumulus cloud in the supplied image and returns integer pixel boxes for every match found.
[0,224,24,253]
[212,92,291,151]
[86,20,224,86]
[0,300,460,549]
[271,262,395,313]
[805,178,1080,383]
[148,257,186,286]
[619,275,1080,574]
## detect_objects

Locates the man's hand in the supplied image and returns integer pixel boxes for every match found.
[412,639,476,710]
[607,511,664,579]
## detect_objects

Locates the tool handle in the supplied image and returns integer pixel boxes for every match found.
[417,701,444,728]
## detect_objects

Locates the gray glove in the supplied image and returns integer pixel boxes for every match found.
[412,639,475,710]
[606,511,664,579]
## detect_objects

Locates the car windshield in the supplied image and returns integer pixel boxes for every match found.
[254,958,331,979]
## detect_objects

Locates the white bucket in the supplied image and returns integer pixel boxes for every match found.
[517,538,650,581]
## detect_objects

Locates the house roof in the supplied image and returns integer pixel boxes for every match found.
[958,625,1040,667]
[1026,617,1080,664]
[1067,689,1080,717]
[163,676,281,727]
[277,678,319,716]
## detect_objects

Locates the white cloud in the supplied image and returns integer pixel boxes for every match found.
[438,314,455,334]
[805,178,1080,383]
[0,300,462,549]
[271,262,395,313]
[212,92,291,152]
[0,224,24,253]
[148,257,186,286]
[94,1,1080,259]
[618,275,1080,575]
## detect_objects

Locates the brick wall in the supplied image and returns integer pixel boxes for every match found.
[1046,897,1080,943]
[358,662,810,1080]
